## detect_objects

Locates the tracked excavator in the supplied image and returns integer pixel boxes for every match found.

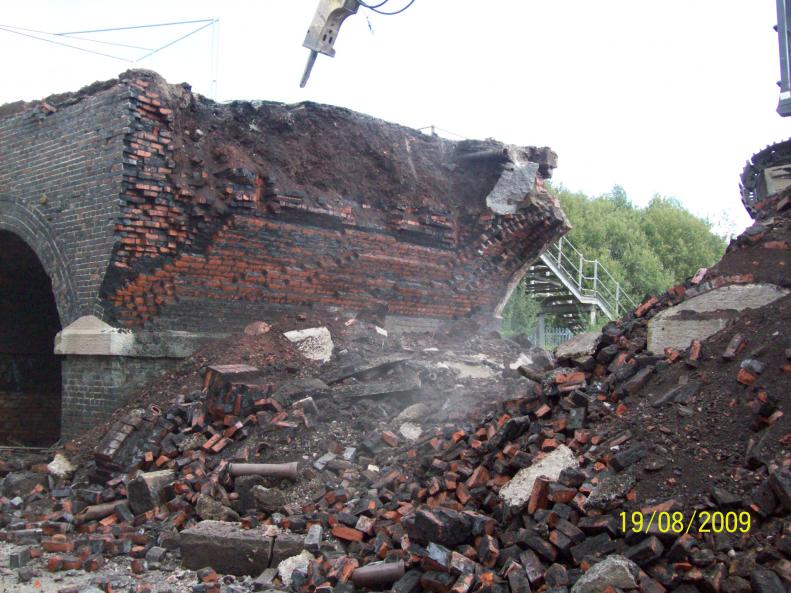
[732,0,791,215]
[302,0,791,218]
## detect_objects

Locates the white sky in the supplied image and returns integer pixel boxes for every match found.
[3,1,791,236]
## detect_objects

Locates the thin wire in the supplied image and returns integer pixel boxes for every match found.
[358,0,390,8]
[58,19,215,35]
[418,125,468,139]
[135,19,215,63]
[0,23,152,50]
[362,0,416,16]
[0,25,130,61]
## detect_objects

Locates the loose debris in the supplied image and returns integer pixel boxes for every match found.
[5,188,791,592]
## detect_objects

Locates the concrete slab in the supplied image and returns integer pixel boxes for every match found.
[554,332,600,360]
[284,327,334,363]
[647,284,789,354]
[180,520,276,575]
[499,445,578,507]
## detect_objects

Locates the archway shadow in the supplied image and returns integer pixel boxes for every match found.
[0,230,62,445]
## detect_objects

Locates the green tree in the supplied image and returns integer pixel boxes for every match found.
[554,185,726,299]
[500,277,539,335]
[500,184,727,335]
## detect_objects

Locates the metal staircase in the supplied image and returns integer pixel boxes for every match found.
[524,236,637,330]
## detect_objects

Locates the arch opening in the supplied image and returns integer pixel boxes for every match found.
[0,230,62,445]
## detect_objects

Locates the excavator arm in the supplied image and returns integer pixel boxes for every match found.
[300,0,360,87]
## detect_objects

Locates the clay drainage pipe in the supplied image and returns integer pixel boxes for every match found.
[352,561,405,588]
[227,462,299,479]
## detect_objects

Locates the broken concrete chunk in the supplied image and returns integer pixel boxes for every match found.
[252,485,286,514]
[620,366,653,396]
[47,453,75,479]
[438,359,497,379]
[611,445,647,471]
[330,376,421,399]
[304,524,322,554]
[510,347,554,372]
[272,378,329,405]
[322,353,412,384]
[2,471,48,498]
[180,520,275,575]
[144,546,167,568]
[126,469,175,515]
[399,422,422,441]
[570,554,640,593]
[395,402,430,424]
[555,331,601,360]
[485,154,539,215]
[9,548,30,568]
[586,473,636,511]
[741,358,767,375]
[253,568,278,591]
[244,321,271,336]
[499,444,578,508]
[196,493,240,522]
[283,327,334,362]
[270,532,305,566]
[314,452,337,471]
[234,475,267,511]
[647,284,790,354]
[277,550,314,588]
[653,382,701,407]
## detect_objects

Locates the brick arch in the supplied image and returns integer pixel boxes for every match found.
[0,195,78,326]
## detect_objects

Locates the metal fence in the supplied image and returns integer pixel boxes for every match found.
[528,325,574,350]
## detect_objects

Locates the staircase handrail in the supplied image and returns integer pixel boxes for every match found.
[541,236,637,319]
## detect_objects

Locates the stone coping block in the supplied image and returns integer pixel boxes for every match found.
[55,315,227,358]
[180,520,305,576]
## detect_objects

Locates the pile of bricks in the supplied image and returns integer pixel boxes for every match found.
[4,224,791,592]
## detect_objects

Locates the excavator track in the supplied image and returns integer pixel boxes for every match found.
[740,138,791,216]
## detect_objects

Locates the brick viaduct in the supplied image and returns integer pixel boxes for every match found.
[0,70,567,444]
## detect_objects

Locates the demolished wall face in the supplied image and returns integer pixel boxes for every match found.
[0,70,568,437]
[103,72,567,332]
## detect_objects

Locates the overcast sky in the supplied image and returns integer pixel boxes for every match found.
[3,1,790,236]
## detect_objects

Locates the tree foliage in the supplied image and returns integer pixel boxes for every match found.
[500,277,539,335]
[501,185,727,333]
[556,185,727,299]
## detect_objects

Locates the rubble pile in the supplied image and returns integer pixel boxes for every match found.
[3,198,791,592]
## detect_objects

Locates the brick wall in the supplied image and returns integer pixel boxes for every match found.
[0,83,129,324]
[109,206,562,333]
[61,355,180,437]
[99,72,567,332]
[0,70,568,440]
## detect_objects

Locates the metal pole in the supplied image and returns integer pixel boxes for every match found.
[615,283,620,317]
[593,261,599,295]
[537,314,546,348]
[556,237,563,265]
[577,255,583,290]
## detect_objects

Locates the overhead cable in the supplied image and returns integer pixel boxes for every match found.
[136,20,216,62]
[358,0,416,16]
[58,19,215,35]
[0,23,151,50]
[0,25,129,61]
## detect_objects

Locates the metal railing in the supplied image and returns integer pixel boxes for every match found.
[540,236,637,319]
[528,325,574,349]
